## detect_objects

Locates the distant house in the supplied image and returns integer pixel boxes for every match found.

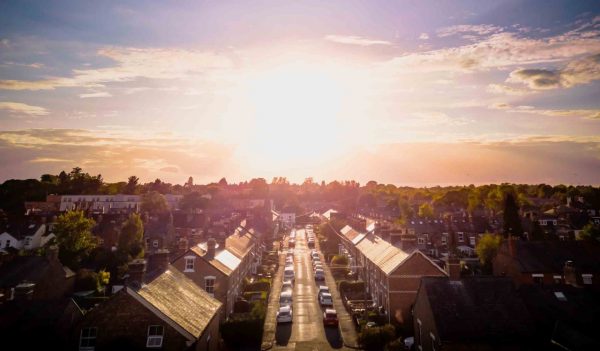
[413,276,536,351]
[144,214,175,254]
[73,264,221,351]
[0,246,75,302]
[272,210,295,229]
[493,240,600,288]
[0,222,53,251]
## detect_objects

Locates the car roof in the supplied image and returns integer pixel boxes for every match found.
[319,285,328,289]
[279,305,291,312]
[321,292,332,297]
[281,291,292,297]
[325,308,337,314]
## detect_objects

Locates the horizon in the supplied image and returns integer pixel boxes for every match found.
[1,1,600,185]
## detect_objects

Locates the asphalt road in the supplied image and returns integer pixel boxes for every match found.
[273,228,347,351]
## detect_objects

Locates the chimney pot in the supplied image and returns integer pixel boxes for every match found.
[127,259,147,287]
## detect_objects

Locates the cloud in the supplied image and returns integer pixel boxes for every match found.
[486,83,534,96]
[79,91,112,98]
[419,33,429,40]
[380,29,600,74]
[0,47,234,91]
[508,53,600,89]
[324,35,392,46]
[437,24,503,38]
[0,129,236,183]
[0,102,49,116]
[410,112,471,126]
[499,105,600,120]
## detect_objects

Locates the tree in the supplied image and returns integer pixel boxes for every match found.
[529,220,545,241]
[502,193,523,238]
[331,255,349,266]
[578,223,600,242]
[185,176,194,188]
[124,176,139,195]
[475,233,502,273]
[218,177,228,186]
[418,203,434,219]
[54,210,98,268]
[141,191,168,214]
[180,192,209,212]
[119,213,145,259]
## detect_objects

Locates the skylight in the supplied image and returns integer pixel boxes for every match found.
[554,291,567,301]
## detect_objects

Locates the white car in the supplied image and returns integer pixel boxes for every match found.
[279,290,293,307]
[284,268,295,282]
[277,305,293,323]
[319,292,333,306]
[313,264,323,272]
[318,285,330,297]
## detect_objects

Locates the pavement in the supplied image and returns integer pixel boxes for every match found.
[262,227,357,351]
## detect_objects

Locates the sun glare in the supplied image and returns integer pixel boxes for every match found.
[239,63,346,165]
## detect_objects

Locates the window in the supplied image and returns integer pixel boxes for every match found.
[582,274,593,285]
[469,236,476,246]
[184,257,195,272]
[441,235,447,245]
[5,240,10,248]
[553,275,562,284]
[79,327,97,351]
[205,276,215,295]
[418,237,425,245]
[147,325,164,348]
[554,292,567,301]
[457,232,464,242]
[153,240,159,248]
[532,274,544,285]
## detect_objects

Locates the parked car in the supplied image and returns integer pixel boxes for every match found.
[318,285,329,297]
[323,308,339,327]
[284,267,295,282]
[282,280,293,292]
[288,239,295,248]
[313,264,323,272]
[279,291,293,307]
[277,305,293,323]
[319,292,333,306]
[314,269,325,281]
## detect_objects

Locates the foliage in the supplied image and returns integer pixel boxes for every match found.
[385,338,404,351]
[180,191,210,211]
[244,281,271,292]
[123,175,139,195]
[358,324,396,351]
[503,192,523,238]
[75,269,110,293]
[118,213,145,259]
[140,191,168,214]
[578,223,600,242]
[250,301,267,320]
[418,203,434,219]
[331,254,349,266]
[54,210,98,268]
[220,308,264,349]
[475,233,502,272]
[339,280,365,293]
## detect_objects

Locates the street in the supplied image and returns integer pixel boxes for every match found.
[272,228,348,351]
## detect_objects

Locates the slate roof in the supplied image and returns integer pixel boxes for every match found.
[133,266,222,338]
[355,232,410,275]
[420,276,535,342]
[0,256,52,287]
[225,226,254,258]
[190,244,236,276]
[340,225,366,245]
[505,240,600,273]
[0,222,44,240]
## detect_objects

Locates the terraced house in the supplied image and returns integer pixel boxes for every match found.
[337,225,447,327]
[171,222,258,316]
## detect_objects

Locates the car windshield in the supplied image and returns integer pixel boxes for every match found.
[326,312,337,318]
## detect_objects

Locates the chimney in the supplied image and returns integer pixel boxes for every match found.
[46,245,59,262]
[563,260,578,287]
[127,259,147,287]
[206,238,216,259]
[446,255,461,281]
[147,249,170,273]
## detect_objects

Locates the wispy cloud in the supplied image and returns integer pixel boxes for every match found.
[486,83,534,96]
[419,33,429,40]
[0,47,234,91]
[324,35,392,46]
[0,101,49,116]
[437,24,503,38]
[79,91,112,98]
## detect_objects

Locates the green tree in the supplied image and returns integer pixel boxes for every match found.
[502,193,523,238]
[180,192,209,212]
[119,213,145,258]
[331,255,349,266]
[123,175,139,195]
[578,223,600,242]
[54,210,98,268]
[141,191,168,214]
[475,233,502,273]
[418,203,434,219]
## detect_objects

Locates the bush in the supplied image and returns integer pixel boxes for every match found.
[220,317,264,349]
[244,280,270,292]
[339,280,365,293]
[331,255,349,266]
[358,324,396,351]
[385,338,404,351]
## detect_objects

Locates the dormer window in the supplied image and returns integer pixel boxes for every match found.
[582,274,593,285]
[554,291,567,301]
[184,256,195,272]
[146,325,164,348]
[457,232,464,242]
[79,327,97,351]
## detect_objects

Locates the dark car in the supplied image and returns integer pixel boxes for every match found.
[323,308,339,327]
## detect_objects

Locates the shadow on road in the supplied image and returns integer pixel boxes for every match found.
[275,323,292,346]
[325,326,344,349]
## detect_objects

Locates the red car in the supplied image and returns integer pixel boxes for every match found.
[323,308,339,327]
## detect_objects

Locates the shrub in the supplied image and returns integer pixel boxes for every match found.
[220,317,264,349]
[331,254,349,266]
[244,280,270,292]
[358,324,396,351]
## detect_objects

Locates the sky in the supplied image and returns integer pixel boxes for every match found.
[1,0,599,186]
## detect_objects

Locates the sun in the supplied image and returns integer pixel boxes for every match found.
[240,62,346,163]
